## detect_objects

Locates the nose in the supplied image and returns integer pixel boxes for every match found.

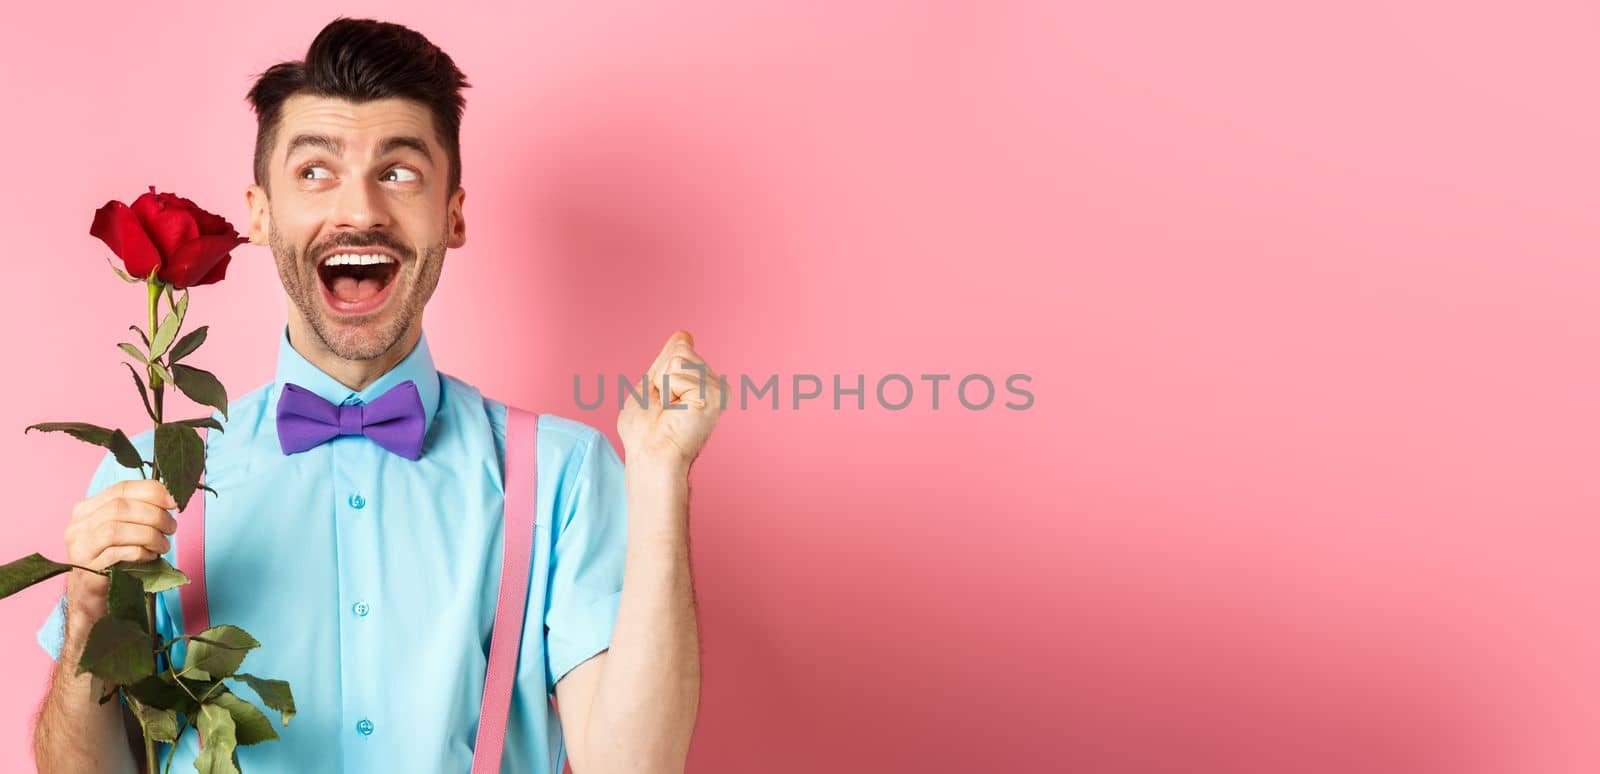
[330,171,390,233]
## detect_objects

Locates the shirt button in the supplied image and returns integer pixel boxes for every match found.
[348,493,366,510]
[353,601,370,617]
[356,719,374,736]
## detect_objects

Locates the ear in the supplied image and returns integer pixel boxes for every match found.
[447,186,466,249]
[245,183,271,246]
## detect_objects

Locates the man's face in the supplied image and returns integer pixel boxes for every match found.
[245,94,465,361]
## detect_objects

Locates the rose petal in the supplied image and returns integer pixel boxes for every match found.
[188,205,239,237]
[161,233,245,288]
[195,251,233,287]
[89,200,162,279]
[132,189,199,261]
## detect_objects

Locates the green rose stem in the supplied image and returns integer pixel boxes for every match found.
[147,274,166,476]
[141,271,164,774]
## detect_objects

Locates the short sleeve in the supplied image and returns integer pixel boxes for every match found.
[543,428,629,692]
[36,447,178,662]
[35,593,68,661]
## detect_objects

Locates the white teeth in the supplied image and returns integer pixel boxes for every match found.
[322,253,397,266]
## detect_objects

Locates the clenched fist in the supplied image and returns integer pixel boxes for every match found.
[63,479,178,623]
[618,330,724,471]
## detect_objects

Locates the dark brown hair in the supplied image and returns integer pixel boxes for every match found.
[245,17,471,195]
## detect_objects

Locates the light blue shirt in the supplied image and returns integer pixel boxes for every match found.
[37,323,629,773]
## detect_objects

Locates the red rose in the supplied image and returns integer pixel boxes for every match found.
[90,185,248,288]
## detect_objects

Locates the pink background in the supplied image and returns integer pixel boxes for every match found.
[1,2,1596,772]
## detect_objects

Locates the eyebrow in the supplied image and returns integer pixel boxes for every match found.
[284,133,434,165]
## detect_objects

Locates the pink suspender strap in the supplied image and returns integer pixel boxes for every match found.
[473,405,539,773]
[177,427,210,638]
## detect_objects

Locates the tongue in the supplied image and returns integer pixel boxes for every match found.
[331,276,385,303]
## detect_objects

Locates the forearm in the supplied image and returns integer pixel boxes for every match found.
[585,461,701,772]
[34,609,140,774]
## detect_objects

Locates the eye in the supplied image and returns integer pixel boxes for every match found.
[383,167,420,182]
[299,164,332,180]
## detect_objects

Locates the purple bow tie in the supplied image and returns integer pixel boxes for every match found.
[276,379,426,460]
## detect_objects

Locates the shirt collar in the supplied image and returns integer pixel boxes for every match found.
[270,323,442,438]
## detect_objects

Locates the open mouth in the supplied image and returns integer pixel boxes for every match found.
[316,254,402,315]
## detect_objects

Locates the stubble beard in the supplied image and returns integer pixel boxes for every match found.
[269,221,447,362]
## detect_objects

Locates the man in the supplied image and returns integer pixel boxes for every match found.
[31,16,719,773]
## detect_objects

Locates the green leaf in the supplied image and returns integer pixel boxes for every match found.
[169,364,229,421]
[149,360,174,386]
[186,625,259,679]
[118,342,147,364]
[194,701,240,774]
[126,673,192,713]
[172,416,223,432]
[23,421,113,443]
[0,553,73,599]
[148,308,182,361]
[212,692,278,745]
[154,423,204,511]
[123,363,156,422]
[106,256,140,283]
[121,557,188,594]
[198,483,220,498]
[128,695,180,743]
[131,671,223,715]
[177,674,224,701]
[23,423,142,470]
[169,325,208,364]
[233,674,295,726]
[76,616,153,685]
[174,287,190,327]
[106,566,147,632]
[127,325,150,348]
[109,429,143,470]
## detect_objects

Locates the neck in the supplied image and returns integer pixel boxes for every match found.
[286,314,420,393]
